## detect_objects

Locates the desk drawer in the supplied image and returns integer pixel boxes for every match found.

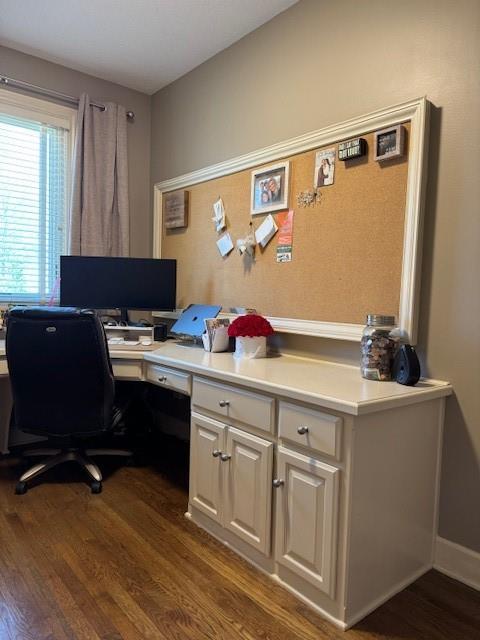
[112,359,144,380]
[279,402,341,459]
[192,378,274,434]
[146,363,191,396]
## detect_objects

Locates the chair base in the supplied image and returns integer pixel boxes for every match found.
[16,448,132,494]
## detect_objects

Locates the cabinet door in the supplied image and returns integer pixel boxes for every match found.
[275,446,339,598]
[223,426,273,555]
[189,412,226,524]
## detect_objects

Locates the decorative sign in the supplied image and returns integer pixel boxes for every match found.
[374,125,405,161]
[164,190,189,229]
[338,137,367,161]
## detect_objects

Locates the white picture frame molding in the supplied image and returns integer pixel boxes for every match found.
[153,97,430,343]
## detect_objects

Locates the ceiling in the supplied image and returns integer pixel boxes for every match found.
[0,0,297,94]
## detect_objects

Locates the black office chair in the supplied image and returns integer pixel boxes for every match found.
[6,306,131,494]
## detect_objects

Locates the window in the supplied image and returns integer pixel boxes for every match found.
[0,89,75,303]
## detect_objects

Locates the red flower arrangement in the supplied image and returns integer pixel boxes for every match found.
[228,314,274,338]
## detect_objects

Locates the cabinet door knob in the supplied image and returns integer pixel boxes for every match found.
[273,479,285,488]
[212,449,222,458]
[297,425,309,435]
[220,453,231,461]
[218,400,230,408]
[158,376,167,383]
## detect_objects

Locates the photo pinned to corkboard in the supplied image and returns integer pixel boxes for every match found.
[314,148,336,187]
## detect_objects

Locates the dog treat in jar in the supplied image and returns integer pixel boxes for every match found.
[361,314,398,381]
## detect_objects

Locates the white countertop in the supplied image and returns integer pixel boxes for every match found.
[142,343,451,415]
[0,340,452,415]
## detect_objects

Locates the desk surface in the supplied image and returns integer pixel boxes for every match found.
[143,343,451,415]
[1,340,451,416]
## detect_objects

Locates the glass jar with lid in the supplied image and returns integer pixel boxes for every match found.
[360,315,399,381]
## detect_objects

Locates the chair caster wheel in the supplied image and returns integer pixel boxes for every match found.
[91,481,102,494]
[15,482,28,495]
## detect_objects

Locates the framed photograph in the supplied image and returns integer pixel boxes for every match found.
[251,161,290,215]
[164,189,188,229]
[374,125,405,161]
[314,148,336,187]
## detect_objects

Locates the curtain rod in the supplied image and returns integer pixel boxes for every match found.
[0,74,135,120]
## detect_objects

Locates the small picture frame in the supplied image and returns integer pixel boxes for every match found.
[164,189,188,229]
[374,125,405,161]
[251,161,290,215]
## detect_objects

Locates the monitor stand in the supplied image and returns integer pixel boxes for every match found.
[118,308,130,326]
[118,308,152,328]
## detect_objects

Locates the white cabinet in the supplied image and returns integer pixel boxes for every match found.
[185,369,447,630]
[189,413,225,523]
[190,412,273,554]
[224,426,273,554]
[274,446,340,598]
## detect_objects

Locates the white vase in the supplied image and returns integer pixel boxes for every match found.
[234,336,267,359]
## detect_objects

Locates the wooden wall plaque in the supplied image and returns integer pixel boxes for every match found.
[164,190,189,229]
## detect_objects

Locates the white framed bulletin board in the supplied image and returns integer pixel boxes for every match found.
[153,98,430,343]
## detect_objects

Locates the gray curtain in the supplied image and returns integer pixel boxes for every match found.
[69,94,129,256]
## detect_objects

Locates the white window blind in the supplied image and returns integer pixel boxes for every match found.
[0,93,73,303]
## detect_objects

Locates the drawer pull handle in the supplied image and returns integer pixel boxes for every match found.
[220,453,231,462]
[212,449,222,458]
[218,400,230,408]
[273,479,285,488]
[158,376,167,383]
[297,426,309,435]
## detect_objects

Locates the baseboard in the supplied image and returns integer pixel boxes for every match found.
[344,564,431,630]
[270,575,347,630]
[434,536,480,592]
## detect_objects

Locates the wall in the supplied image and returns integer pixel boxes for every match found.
[1,45,152,258]
[151,0,480,553]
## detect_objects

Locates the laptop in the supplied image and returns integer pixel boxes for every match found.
[170,304,222,338]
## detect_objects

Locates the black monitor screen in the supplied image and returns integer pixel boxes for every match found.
[60,256,176,311]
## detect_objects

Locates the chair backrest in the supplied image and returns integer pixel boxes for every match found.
[6,307,115,437]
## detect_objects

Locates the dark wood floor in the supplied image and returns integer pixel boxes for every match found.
[0,438,479,640]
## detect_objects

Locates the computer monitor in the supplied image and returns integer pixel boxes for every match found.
[60,256,176,324]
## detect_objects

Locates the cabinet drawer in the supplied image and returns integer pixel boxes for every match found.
[146,363,191,395]
[192,378,274,434]
[278,402,341,459]
[112,359,144,380]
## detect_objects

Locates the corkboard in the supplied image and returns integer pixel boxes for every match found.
[161,125,410,324]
